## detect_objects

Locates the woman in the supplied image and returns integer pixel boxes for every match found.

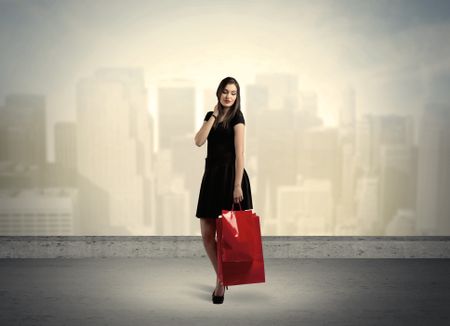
[194,76,253,304]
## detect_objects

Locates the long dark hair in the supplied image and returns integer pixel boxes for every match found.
[213,77,241,129]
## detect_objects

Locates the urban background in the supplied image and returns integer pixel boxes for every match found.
[1,0,449,236]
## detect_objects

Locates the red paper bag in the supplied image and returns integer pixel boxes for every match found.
[217,206,265,286]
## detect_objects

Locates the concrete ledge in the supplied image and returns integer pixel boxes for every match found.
[1,236,450,258]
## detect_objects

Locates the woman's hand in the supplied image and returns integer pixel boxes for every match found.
[213,104,219,116]
[233,185,243,204]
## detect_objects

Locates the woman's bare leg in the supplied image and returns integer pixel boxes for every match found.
[200,218,224,296]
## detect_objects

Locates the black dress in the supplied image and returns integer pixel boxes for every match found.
[195,110,253,218]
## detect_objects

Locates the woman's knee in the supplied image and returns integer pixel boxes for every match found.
[200,218,216,242]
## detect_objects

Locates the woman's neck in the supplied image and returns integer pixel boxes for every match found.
[221,107,231,116]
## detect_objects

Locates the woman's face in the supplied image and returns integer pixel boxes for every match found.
[219,83,238,108]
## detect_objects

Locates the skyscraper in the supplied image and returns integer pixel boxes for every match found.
[55,122,77,171]
[76,68,155,234]
[416,103,450,235]
[0,95,46,166]
[157,80,196,152]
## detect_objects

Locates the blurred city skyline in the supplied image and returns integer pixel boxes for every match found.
[1,0,449,236]
[1,69,449,236]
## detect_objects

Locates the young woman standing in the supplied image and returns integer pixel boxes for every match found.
[194,76,253,304]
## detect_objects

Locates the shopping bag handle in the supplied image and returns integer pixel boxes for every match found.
[231,201,242,211]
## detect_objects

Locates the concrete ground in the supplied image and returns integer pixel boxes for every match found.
[0,258,449,326]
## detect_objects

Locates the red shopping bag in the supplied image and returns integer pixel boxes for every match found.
[216,203,265,286]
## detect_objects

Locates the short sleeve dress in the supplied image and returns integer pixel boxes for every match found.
[195,110,253,218]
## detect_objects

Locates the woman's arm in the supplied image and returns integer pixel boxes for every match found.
[194,105,219,147]
[233,123,245,187]
[194,114,215,147]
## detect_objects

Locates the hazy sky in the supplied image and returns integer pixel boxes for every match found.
[1,0,450,159]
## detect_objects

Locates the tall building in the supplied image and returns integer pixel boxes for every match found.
[339,87,356,133]
[335,89,358,234]
[157,80,196,151]
[355,115,372,171]
[256,109,296,220]
[0,95,46,166]
[335,142,358,235]
[76,68,155,234]
[153,148,190,235]
[55,122,77,171]
[245,84,269,158]
[355,114,414,173]
[355,176,380,235]
[416,103,450,235]
[379,144,416,232]
[251,74,323,225]
[172,134,205,234]
[296,127,340,199]
[45,122,79,189]
[355,113,416,234]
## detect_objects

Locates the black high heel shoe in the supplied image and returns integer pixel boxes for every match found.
[212,283,228,304]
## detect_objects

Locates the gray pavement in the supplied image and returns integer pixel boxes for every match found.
[1,258,449,325]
